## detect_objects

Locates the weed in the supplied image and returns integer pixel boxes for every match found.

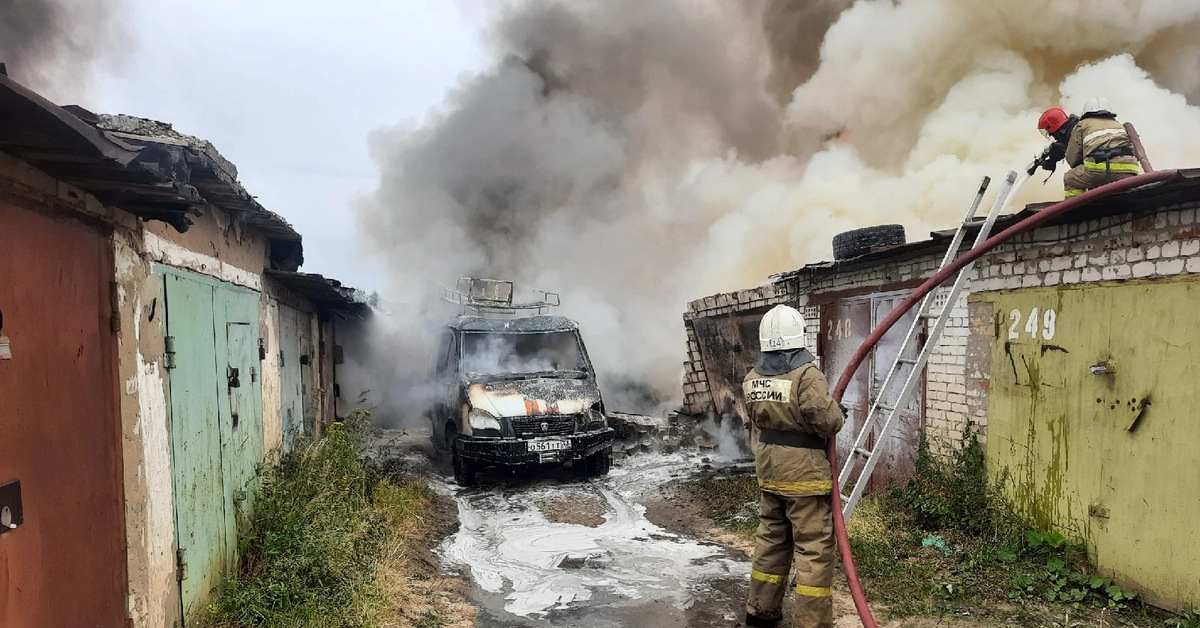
[412,611,447,628]
[203,415,385,627]
[201,413,454,628]
[687,473,761,540]
[893,425,1002,533]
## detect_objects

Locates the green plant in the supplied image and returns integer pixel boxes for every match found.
[1006,533,1138,610]
[895,423,998,533]
[204,414,387,627]
[1165,609,1200,628]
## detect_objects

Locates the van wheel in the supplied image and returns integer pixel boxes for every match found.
[583,448,612,478]
[452,448,476,487]
[447,424,475,487]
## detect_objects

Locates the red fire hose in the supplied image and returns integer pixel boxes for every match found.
[825,169,1180,628]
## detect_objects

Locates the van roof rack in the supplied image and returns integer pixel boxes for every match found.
[441,277,560,316]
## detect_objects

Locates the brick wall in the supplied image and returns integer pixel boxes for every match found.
[683,198,1200,457]
[969,201,1200,293]
[681,284,791,415]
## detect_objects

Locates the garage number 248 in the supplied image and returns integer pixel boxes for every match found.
[1008,308,1057,341]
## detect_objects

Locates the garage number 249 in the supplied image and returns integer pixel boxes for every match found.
[1008,308,1057,341]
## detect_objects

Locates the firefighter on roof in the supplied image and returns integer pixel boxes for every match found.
[1034,97,1140,198]
[741,304,845,628]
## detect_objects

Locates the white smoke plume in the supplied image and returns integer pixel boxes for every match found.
[358,0,1200,420]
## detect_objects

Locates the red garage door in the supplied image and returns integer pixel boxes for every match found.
[820,290,924,493]
[0,199,126,627]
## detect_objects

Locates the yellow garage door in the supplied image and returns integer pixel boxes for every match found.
[976,278,1200,610]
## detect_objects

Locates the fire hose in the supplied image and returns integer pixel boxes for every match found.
[825,168,1179,628]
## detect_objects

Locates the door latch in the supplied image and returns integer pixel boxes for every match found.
[227,366,241,388]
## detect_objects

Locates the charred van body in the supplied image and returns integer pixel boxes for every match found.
[429,314,615,486]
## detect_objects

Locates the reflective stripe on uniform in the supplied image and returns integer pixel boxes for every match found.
[1084,160,1139,173]
[1083,128,1125,144]
[751,569,787,584]
[760,480,834,493]
[796,584,833,597]
[1064,189,1085,198]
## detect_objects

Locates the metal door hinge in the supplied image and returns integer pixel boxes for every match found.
[176,548,187,581]
[109,282,121,333]
[164,336,177,369]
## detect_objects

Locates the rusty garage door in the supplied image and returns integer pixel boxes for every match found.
[820,290,924,492]
[691,304,777,422]
[0,200,127,627]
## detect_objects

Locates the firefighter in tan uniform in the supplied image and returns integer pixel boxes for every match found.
[742,305,844,628]
[1034,98,1140,198]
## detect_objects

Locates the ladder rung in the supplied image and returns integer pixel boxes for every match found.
[919,311,943,319]
[897,358,919,365]
[854,447,872,458]
[874,403,895,413]
[840,494,851,504]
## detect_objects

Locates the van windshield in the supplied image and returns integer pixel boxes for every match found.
[461,331,587,379]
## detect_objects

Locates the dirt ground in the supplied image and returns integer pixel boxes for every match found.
[373,430,1086,628]
[642,476,1020,628]
[537,494,609,527]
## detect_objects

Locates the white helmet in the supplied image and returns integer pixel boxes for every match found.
[759,304,807,352]
[1082,97,1111,116]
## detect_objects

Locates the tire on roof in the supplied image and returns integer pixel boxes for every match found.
[832,224,906,260]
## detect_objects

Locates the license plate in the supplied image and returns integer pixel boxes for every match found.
[527,438,569,452]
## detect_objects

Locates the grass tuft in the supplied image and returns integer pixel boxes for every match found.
[202,414,456,628]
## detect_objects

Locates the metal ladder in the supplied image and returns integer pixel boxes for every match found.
[837,171,1018,520]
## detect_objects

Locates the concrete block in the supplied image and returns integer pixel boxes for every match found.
[1188,257,1200,273]
[1088,253,1109,266]
[1063,270,1082,284]
[1082,267,1103,282]
[1044,271,1061,286]
[1022,275,1042,288]
[1074,254,1088,269]
[1110,249,1126,264]
[1162,240,1181,258]
[1050,257,1072,272]
[1127,247,1144,262]
[1182,240,1200,257]
[1147,245,1162,260]
[1156,259,1185,275]
[1132,262,1156,278]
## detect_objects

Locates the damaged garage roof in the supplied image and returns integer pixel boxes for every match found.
[0,70,300,249]
[265,270,370,317]
[772,169,1200,281]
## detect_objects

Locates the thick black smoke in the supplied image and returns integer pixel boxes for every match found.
[355,0,837,416]
[0,0,125,100]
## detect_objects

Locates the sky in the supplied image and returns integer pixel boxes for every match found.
[90,0,490,292]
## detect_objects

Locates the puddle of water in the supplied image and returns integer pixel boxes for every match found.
[436,452,748,619]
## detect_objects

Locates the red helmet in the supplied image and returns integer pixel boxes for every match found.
[1038,107,1069,136]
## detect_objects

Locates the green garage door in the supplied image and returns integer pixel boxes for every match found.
[162,267,263,622]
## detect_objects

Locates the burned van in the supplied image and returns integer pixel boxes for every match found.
[429,314,615,486]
